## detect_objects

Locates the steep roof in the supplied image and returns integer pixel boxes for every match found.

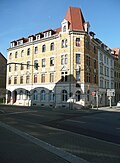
[64,6,85,31]
[111,48,120,55]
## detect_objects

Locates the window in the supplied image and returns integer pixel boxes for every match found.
[94,59,96,69]
[34,74,37,83]
[14,64,18,71]
[87,90,90,101]
[14,76,17,84]
[21,63,24,70]
[61,54,68,65]
[50,73,54,82]
[100,79,103,88]
[63,25,66,32]
[41,74,45,83]
[26,75,30,84]
[86,72,90,82]
[34,60,38,70]
[33,90,38,101]
[76,54,80,64]
[49,91,54,101]
[42,44,46,52]
[26,90,30,100]
[20,91,23,100]
[8,77,11,84]
[21,50,24,57]
[35,46,38,54]
[76,70,80,81]
[61,40,64,48]
[9,65,11,72]
[61,39,68,48]
[76,38,80,46]
[20,76,23,84]
[50,43,54,51]
[15,51,18,58]
[86,55,90,66]
[94,74,97,83]
[42,58,45,67]
[41,90,46,101]
[86,41,90,49]
[76,91,81,101]
[50,57,54,66]
[61,71,68,82]
[27,48,30,55]
[94,46,97,53]
[9,53,12,60]
[65,39,68,47]
[61,90,68,102]
[27,61,30,69]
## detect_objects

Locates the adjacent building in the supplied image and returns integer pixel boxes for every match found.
[95,39,115,106]
[0,52,7,102]
[111,48,120,104]
[6,7,99,108]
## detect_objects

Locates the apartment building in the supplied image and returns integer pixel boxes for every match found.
[95,39,115,106]
[6,7,99,108]
[112,48,120,104]
[0,52,7,102]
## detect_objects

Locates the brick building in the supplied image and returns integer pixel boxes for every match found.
[0,52,7,102]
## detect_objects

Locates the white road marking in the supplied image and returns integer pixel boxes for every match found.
[66,119,86,124]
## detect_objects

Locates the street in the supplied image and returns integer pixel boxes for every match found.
[0,105,120,163]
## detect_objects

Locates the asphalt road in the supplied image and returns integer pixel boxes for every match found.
[0,105,120,163]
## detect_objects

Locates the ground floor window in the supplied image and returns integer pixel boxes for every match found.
[33,90,38,100]
[62,90,68,102]
[76,91,81,101]
[41,90,46,101]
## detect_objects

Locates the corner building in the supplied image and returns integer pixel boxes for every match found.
[6,7,98,108]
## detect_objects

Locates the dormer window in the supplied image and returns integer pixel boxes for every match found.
[11,42,15,48]
[29,37,33,42]
[48,31,51,37]
[61,19,68,32]
[36,35,40,40]
[44,33,47,38]
[17,40,23,46]
[63,25,66,32]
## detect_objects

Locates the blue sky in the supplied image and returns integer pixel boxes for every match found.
[0,0,120,58]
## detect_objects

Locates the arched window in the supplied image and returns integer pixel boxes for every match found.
[41,90,46,101]
[35,46,38,54]
[26,90,30,100]
[50,42,54,51]
[21,50,24,57]
[9,53,12,59]
[20,91,23,100]
[76,91,81,101]
[61,90,68,101]
[27,48,30,55]
[33,90,38,100]
[15,51,18,58]
[49,90,54,101]
[42,44,46,52]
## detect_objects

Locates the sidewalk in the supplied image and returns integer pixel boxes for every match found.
[91,106,120,112]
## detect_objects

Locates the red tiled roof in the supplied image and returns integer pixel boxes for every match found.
[64,6,85,31]
[111,48,120,55]
[54,27,61,33]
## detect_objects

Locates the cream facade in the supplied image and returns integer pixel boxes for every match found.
[96,39,115,106]
[6,7,99,108]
